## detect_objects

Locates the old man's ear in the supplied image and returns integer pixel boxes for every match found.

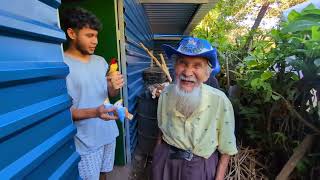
[204,66,212,82]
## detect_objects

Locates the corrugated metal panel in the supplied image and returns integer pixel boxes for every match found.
[124,0,153,154]
[0,0,80,179]
[143,3,198,34]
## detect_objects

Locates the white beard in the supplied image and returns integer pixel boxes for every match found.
[174,80,201,118]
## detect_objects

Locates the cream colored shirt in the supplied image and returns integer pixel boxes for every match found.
[157,84,238,159]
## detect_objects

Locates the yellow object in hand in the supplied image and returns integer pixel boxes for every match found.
[109,58,118,75]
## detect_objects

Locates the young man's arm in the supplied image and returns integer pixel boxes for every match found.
[215,154,230,180]
[71,105,118,121]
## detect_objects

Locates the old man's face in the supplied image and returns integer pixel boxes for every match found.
[174,56,210,93]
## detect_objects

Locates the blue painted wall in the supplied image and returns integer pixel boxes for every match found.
[0,0,80,179]
[124,0,153,154]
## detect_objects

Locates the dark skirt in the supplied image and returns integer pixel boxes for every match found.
[152,142,218,180]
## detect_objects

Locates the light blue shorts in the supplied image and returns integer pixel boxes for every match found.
[78,141,116,180]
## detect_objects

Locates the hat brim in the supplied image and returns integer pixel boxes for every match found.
[161,44,221,75]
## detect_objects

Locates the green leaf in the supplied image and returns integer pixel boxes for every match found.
[271,29,279,37]
[261,71,273,81]
[282,20,320,33]
[290,73,299,81]
[288,10,300,22]
[302,7,320,16]
[250,78,260,89]
[271,94,281,101]
[296,158,310,173]
[244,55,256,61]
[312,26,320,41]
[314,58,320,67]
[273,132,287,143]
[296,14,320,22]
[301,4,318,14]
[245,56,258,67]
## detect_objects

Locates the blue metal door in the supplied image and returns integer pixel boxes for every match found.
[122,0,154,157]
[0,0,80,179]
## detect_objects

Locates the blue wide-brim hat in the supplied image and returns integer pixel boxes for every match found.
[162,37,221,75]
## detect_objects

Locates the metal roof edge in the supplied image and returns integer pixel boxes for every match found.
[139,0,208,4]
[153,34,188,40]
[183,0,218,35]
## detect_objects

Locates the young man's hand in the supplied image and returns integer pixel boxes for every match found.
[96,105,119,120]
[107,71,124,90]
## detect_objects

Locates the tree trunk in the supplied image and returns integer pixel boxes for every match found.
[243,2,270,53]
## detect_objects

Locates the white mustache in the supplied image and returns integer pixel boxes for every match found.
[180,75,196,82]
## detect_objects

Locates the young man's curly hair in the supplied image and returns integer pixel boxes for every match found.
[61,7,102,33]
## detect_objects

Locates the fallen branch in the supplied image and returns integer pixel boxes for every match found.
[276,135,315,180]
[272,91,320,134]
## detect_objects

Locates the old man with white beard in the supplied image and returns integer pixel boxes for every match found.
[152,37,238,180]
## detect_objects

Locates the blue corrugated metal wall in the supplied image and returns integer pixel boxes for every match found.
[0,0,80,179]
[123,0,153,154]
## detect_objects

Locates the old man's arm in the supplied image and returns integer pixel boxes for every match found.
[215,97,238,180]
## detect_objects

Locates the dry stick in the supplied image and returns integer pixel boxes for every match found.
[159,53,169,75]
[140,43,172,82]
[140,43,162,67]
[159,53,168,69]
[159,53,172,82]
[272,91,320,134]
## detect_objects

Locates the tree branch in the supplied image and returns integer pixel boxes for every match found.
[243,2,270,53]
[272,91,320,134]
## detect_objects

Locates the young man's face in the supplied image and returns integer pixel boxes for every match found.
[68,27,98,55]
[175,56,210,92]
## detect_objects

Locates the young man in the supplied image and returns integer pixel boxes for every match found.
[152,37,238,180]
[61,7,124,180]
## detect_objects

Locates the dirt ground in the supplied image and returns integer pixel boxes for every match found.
[106,149,153,180]
[129,153,152,180]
